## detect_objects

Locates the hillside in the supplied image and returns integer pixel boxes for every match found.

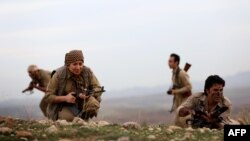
[0,71,250,124]
[0,86,249,125]
[0,73,250,140]
[0,116,226,141]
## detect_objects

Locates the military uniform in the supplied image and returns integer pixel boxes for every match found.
[169,67,192,126]
[176,92,240,128]
[45,65,102,121]
[30,69,51,117]
[170,67,192,112]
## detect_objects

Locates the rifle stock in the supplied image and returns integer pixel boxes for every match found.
[22,88,29,93]
[184,62,191,72]
[22,87,34,94]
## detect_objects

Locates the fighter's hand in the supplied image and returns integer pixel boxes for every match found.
[205,112,219,123]
[29,82,36,87]
[171,89,177,95]
[64,92,76,103]
[179,107,191,117]
[79,93,89,99]
[32,83,36,87]
[200,112,213,123]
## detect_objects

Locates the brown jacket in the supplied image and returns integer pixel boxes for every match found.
[31,69,51,88]
[44,65,102,120]
[170,67,192,112]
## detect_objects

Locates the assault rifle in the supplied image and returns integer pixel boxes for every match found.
[22,82,35,94]
[74,86,106,99]
[67,86,106,116]
[186,105,228,129]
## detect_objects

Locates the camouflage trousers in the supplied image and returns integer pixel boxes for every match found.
[58,96,100,122]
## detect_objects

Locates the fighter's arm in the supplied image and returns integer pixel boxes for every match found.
[33,85,46,92]
[44,73,75,104]
[22,81,35,93]
[217,97,233,126]
[34,70,51,93]
[177,95,195,117]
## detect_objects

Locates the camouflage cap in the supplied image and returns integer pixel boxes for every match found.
[27,64,38,72]
[64,50,84,65]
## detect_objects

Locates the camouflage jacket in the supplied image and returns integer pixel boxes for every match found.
[176,92,236,128]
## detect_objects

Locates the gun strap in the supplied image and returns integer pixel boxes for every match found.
[169,67,181,113]
[174,67,181,87]
[72,77,84,112]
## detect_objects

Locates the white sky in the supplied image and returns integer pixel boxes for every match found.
[0,0,250,99]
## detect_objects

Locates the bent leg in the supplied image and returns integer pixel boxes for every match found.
[81,96,100,120]
[58,107,75,122]
[40,96,49,117]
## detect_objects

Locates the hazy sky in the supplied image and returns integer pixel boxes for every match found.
[0,0,250,100]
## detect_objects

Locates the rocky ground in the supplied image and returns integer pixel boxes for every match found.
[0,116,226,141]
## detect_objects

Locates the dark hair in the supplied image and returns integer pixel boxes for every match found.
[204,75,225,93]
[170,53,180,65]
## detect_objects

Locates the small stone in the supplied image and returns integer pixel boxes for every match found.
[147,135,156,140]
[0,127,13,134]
[45,125,58,134]
[20,137,28,141]
[212,136,220,140]
[212,128,218,132]
[87,120,97,127]
[203,127,211,132]
[16,130,33,138]
[56,120,72,126]
[168,125,182,130]
[97,121,110,127]
[148,127,154,131]
[38,120,52,125]
[0,117,16,127]
[199,128,205,133]
[72,117,84,123]
[117,136,130,141]
[179,132,192,141]
[122,122,141,130]
[58,139,72,141]
[166,128,173,134]
[156,127,161,132]
[185,127,194,132]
